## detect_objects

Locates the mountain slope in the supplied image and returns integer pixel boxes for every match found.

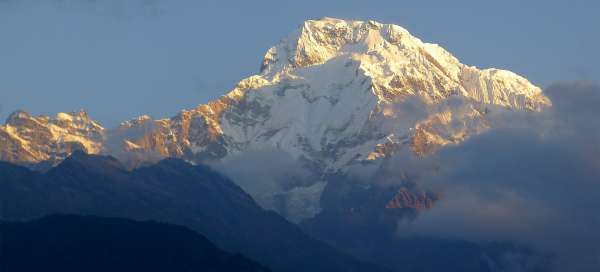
[0,214,270,272]
[0,17,551,220]
[0,152,388,272]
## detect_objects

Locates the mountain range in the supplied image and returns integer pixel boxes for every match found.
[0,151,388,272]
[0,152,550,272]
[0,17,555,271]
[0,17,549,167]
[0,17,550,221]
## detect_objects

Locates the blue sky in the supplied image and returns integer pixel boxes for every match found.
[0,0,598,126]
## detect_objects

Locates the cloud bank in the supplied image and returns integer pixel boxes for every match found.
[397,82,600,271]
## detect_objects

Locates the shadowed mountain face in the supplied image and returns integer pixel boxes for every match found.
[0,214,269,272]
[0,151,552,272]
[0,151,387,272]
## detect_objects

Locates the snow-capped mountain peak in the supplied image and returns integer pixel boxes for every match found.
[0,18,551,220]
[260,18,548,109]
[262,18,413,72]
[0,17,550,167]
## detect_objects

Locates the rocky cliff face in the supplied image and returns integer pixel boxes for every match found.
[385,187,439,211]
[0,110,104,165]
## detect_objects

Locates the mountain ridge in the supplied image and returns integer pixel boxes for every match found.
[0,17,551,220]
[1,18,549,168]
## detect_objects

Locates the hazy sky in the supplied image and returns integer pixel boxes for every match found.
[0,0,598,126]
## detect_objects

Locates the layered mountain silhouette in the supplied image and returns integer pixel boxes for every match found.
[0,151,387,272]
[1,152,553,272]
[0,214,269,272]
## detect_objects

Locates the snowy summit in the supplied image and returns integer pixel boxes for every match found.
[0,17,550,167]
[1,18,550,215]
